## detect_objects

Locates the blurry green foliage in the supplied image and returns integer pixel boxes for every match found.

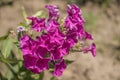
[1,38,14,58]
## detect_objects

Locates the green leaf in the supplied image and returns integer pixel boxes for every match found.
[6,59,22,64]
[33,11,43,17]
[6,69,13,80]
[1,38,14,58]
[19,22,28,28]
[39,72,44,80]
[65,59,74,65]
[0,33,9,41]
[50,76,55,80]
[33,10,47,18]
[22,7,29,24]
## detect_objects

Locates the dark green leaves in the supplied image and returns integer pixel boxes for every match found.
[39,72,44,80]
[65,59,74,65]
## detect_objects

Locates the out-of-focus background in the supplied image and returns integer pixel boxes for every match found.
[0,0,120,80]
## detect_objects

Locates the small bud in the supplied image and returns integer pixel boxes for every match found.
[17,26,26,32]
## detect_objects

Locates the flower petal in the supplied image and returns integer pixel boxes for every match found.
[53,60,66,76]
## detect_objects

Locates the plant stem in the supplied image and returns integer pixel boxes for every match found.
[5,62,21,80]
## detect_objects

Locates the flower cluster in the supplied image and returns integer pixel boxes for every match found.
[19,4,96,77]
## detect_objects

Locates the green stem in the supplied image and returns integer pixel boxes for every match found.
[5,62,20,80]
[39,72,44,80]
[50,76,55,80]
[0,56,21,80]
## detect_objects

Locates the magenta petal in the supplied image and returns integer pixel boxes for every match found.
[53,60,66,76]
[20,35,31,48]
[66,31,78,47]
[36,58,50,71]
[67,4,85,23]
[45,5,59,20]
[32,18,46,32]
[24,54,38,70]
[28,17,39,24]
[59,41,70,57]
[65,4,86,42]
[20,35,37,55]
[67,4,81,16]
[28,17,46,32]
[85,31,93,40]
[47,42,56,51]
[65,17,77,30]
[24,54,50,74]
[36,46,48,58]
[83,43,96,57]
[50,47,62,60]
[31,67,42,74]
[49,29,64,44]
[90,43,96,57]
[46,19,59,32]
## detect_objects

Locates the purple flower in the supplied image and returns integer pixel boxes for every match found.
[28,17,38,24]
[20,35,50,74]
[46,19,59,32]
[20,35,37,55]
[35,45,48,58]
[83,43,96,57]
[35,58,50,72]
[49,41,70,60]
[36,34,56,51]
[65,4,87,43]
[24,54,50,73]
[65,17,85,39]
[53,60,67,76]
[20,4,96,77]
[17,26,26,32]
[23,54,38,71]
[50,46,63,60]
[49,29,65,44]
[37,34,49,44]
[76,23,85,39]
[59,41,70,56]
[65,4,85,32]
[28,17,46,32]
[84,31,93,40]
[67,4,81,16]
[67,4,85,23]
[90,43,96,57]
[65,16,78,30]
[45,5,60,20]
[66,31,78,47]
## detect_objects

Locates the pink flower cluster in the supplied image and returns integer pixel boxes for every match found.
[20,4,96,76]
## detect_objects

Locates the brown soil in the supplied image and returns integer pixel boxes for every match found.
[0,0,120,80]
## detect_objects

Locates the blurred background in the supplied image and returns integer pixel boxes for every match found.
[0,0,120,80]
